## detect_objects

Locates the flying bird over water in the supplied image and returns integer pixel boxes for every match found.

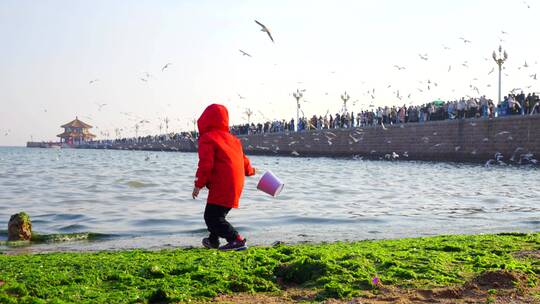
[95,103,107,111]
[89,79,99,84]
[393,65,406,70]
[161,63,172,72]
[458,37,472,44]
[239,49,252,57]
[418,53,428,60]
[254,20,274,43]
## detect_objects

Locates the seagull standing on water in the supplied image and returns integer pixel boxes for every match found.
[255,20,274,43]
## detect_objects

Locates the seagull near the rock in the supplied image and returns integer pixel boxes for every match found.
[89,79,99,84]
[161,63,172,72]
[239,49,252,57]
[254,20,274,43]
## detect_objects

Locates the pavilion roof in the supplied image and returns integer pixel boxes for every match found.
[61,117,93,129]
[56,131,96,139]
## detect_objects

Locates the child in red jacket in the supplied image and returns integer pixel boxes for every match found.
[192,104,256,251]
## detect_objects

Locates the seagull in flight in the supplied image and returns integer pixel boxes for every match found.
[95,103,107,111]
[442,45,451,50]
[488,67,495,75]
[418,53,428,60]
[254,20,274,43]
[393,65,406,70]
[239,49,252,57]
[161,63,172,72]
[89,79,99,84]
[459,37,472,43]
[530,73,537,80]
[238,93,246,99]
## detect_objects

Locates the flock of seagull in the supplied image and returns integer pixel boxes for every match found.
[14,5,536,168]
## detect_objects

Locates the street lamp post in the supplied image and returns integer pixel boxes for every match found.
[244,108,253,124]
[492,45,508,104]
[192,119,197,137]
[341,91,350,113]
[164,117,170,134]
[292,89,303,132]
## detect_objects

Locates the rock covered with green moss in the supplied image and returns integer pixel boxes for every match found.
[7,212,31,241]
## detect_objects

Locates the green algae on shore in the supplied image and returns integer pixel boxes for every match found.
[0,232,109,247]
[0,233,539,303]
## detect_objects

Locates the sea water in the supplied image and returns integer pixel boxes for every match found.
[0,147,538,253]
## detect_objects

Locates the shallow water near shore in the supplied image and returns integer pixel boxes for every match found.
[0,146,538,253]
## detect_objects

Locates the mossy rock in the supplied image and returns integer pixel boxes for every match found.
[7,212,32,241]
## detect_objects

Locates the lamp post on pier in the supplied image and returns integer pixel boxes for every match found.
[292,89,303,131]
[341,91,350,113]
[244,108,253,124]
[164,117,170,134]
[492,45,508,104]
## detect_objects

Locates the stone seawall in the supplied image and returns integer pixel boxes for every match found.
[240,115,540,162]
[78,139,197,152]
[27,115,540,163]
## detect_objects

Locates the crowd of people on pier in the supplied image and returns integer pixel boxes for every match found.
[86,132,196,146]
[82,91,539,144]
[230,91,540,135]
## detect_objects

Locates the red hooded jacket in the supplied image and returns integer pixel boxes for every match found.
[194,104,255,208]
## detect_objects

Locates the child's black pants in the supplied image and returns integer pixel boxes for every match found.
[204,203,239,243]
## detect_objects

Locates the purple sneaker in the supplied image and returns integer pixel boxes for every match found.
[218,238,247,251]
[202,237,220,249]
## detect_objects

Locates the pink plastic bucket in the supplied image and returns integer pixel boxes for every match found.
[257,171,284,197]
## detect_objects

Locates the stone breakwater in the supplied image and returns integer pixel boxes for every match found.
[241,115,540,162]
[27,115,540,163]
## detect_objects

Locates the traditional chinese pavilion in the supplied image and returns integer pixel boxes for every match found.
[57,117,96,145]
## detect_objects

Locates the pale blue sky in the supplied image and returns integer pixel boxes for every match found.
[1,0,538,145]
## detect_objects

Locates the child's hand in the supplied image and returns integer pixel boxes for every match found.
[192,187,201,199]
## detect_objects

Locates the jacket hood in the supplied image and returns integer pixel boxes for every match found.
[197,104,229,135]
